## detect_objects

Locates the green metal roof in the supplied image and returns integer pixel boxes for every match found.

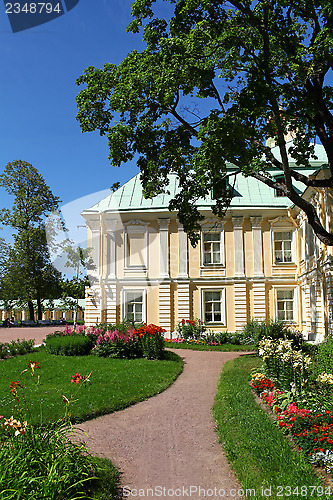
[83,143,327,214]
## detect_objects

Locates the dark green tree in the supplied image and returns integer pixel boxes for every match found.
[76,0,333,246]
[0,161,62,320]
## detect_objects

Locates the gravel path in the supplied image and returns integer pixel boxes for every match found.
[79,349,245,499]
[0,325,67,345]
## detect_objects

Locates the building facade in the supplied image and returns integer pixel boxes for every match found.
[82,143,333,341]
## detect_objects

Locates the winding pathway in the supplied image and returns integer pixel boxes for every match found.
[79,349,245,499]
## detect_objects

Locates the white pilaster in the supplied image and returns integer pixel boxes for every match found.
[177,282,190,322]
[250,217,264,277]
[105,218,117,279]
[158,219,170,278]
[234,282,247,331]
[159,283,171,332]
[232,217,245,277]
[252,282,266,321]
[104,283,117,324]
[177,221,188,278]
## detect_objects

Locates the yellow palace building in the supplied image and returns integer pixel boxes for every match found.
[81,143,333,341]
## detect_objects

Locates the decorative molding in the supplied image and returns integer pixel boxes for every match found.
[231,216,244,229]
[269,215,298,228]
[124,219,149,228]
[250,216,262,229]
[158,218,170,231]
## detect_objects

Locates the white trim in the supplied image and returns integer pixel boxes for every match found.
[121,288,147,324]
[273,285,298,324]
[200,228,225,267]
[200,287,226,325]
[271,226,295,265]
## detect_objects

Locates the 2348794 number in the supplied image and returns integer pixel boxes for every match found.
[5,3,61,14]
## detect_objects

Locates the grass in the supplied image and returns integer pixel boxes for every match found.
[213,354,330,500]
[0,348,183,499]
[0,348,183,426]
[165,341,254,351]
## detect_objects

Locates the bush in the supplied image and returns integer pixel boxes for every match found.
[177,318,206,340]
[0,339,35,359]
[45,335,95,356]
[134,324,166,360]
[242,318,303,348]
[311,337,333,380]
[92,329,140,358]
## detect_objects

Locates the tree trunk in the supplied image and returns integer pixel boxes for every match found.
[28,300,34,321]
[37,295,42,320]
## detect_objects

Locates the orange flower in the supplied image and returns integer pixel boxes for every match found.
[9,381,22,401]
[28,360,40,376]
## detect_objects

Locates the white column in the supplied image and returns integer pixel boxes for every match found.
[158,218,170,278]
[105,219,117,279]
[250,217,263,277]
[177,221,188,278]
[232,217,245,277]
[86,218,101,280]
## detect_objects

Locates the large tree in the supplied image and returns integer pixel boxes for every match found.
[76,0,333,245]
[0,161,62,320]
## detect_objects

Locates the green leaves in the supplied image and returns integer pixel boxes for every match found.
[76,0,333,245]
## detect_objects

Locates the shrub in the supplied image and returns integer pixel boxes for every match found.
[242,318,303,348]
[311,337,333,380]
[177,318,206,340]
[92,328,140,358]
[45,335,95,356]
[0,339,35,359]
[134,324,166,360]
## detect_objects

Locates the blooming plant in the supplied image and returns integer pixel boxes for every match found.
[177,318,206,340]
[134,324,166,359]
[258,336,311,392]
[0,360,98,499]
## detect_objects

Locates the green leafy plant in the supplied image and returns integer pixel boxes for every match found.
[177,318,206,340]
[0,338,35,359]
[45,334,95,356]
[0,360,118,499]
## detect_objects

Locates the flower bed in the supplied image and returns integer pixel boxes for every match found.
[46,322,166,360]
[252,335,333,475]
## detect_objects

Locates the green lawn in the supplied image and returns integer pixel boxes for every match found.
[213,355,330,500]
[165,341,254,351]
[0,348,183,426]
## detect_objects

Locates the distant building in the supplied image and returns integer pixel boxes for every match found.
[81,143,333,342]
[0,298,85,324]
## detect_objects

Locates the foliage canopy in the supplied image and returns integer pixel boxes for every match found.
[76,0,333,245]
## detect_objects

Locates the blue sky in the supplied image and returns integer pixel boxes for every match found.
[0,0,156,244]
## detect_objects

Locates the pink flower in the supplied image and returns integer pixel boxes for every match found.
[71,373,83,384]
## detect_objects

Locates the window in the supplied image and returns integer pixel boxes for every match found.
[203,290,225,324]
[274,231,292,263]
[123,290,144,323]
[202,232,223,265]
[276,289,294,322]
[274,175,286,197]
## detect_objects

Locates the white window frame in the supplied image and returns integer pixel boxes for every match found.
[122,289,146,324]
[201,288,226,325]
[273,286,297,323]
[123,221,149,270]
[272,228,294,265]
[200,230,225,267]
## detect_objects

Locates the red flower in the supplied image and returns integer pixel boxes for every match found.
[9,381,23,401]
[71,373,83,384]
